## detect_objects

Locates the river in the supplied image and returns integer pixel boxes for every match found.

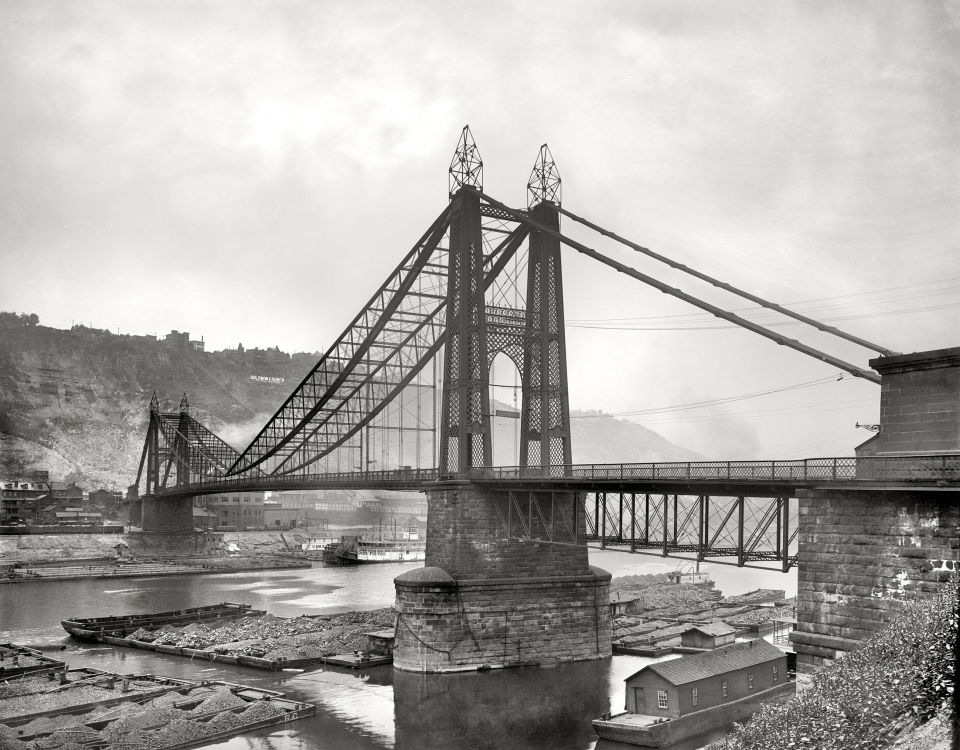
[0,551,795,749]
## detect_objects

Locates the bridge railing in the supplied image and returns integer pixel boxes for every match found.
[157,454,960,496]
[480,454,960,484]
[169,467,441,495]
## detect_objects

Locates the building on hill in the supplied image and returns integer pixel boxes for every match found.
[623,639,788,718]
[164,330,205,352]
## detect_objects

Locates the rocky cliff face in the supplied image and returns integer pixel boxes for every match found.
[0,318,316,489]
[0,316,700,490]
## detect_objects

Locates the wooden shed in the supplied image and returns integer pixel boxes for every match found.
[623,639,787,718]
[680,622,737,649]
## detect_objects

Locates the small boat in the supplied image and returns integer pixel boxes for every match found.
[61,602,265,641]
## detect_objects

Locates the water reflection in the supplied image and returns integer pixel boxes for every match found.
[0,555,795,749]
[394,661,610,750]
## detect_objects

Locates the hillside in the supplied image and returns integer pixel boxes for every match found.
[0,313,700,490]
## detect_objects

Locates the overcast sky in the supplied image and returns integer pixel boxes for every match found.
[1,0,958,459]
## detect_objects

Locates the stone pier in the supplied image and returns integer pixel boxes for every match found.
[792,347,960,672]
[393,481,611,672]
[138,495,195,533]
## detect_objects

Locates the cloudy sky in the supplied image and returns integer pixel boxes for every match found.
[1,0,958,459]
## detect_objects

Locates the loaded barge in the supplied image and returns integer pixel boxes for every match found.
[0,661,315,750]
[61,602,265,641]
[61,602,397,671]
[0,643,66,681]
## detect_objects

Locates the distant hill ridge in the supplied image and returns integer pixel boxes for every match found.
[0,313,701,490]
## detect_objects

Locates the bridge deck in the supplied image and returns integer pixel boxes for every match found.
[151,454,960,499]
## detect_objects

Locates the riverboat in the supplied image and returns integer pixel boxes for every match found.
[61,602,264,641]
[321,535,426,566]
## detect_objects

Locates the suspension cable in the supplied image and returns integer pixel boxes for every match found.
[478,191,881,385]
[558,205,898,357]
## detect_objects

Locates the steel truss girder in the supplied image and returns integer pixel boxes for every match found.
[282,221,529,478]
[491,490,583,545]
[227,203,454,477]
[155,219,528,488]
[584,492,798,571]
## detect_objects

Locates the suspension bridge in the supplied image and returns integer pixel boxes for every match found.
[132,126,960,673]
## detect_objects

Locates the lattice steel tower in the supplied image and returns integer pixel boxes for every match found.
[520,145,572,471]
[439,126,492,474]
[439,130,572,475]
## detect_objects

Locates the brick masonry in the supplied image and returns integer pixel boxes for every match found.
[394,480,612,671]
[139,495,195,533]
[792,487,959,672]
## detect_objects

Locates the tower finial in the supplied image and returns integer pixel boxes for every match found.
[449,125,483,199]
[179,393,189,413]
[527,143,561,210]
[150,391,160,412]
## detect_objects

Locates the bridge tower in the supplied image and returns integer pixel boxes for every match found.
[394,130,610,672]
[520,144,573,471]
[137,393,196,533]
[438,127,492,474]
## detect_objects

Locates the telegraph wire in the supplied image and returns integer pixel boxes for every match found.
[571,374,845,419]
[566,301,960,331]
[566,276,960,324]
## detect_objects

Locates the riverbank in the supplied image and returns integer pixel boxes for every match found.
[0,530,320,583]
[1,555,310,583]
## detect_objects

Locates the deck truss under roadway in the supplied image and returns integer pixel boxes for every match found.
[488,490,799,572]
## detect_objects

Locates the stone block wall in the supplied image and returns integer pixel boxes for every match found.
[394,565,611,672]
[792,487,959,672]
[139,495,195,533]
[868,347,960,454]
[395,480,611,672]
[425,481,588,579]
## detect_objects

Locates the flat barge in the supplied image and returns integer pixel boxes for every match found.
[0,643,66,682]
[61,602,265,641]
[61,603,396,671]
[0,663,315,750]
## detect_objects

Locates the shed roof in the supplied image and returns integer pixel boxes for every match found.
[627,639,784,686]
[684,622,737,638]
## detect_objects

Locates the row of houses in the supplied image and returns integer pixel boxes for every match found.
[1,476,124,525]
